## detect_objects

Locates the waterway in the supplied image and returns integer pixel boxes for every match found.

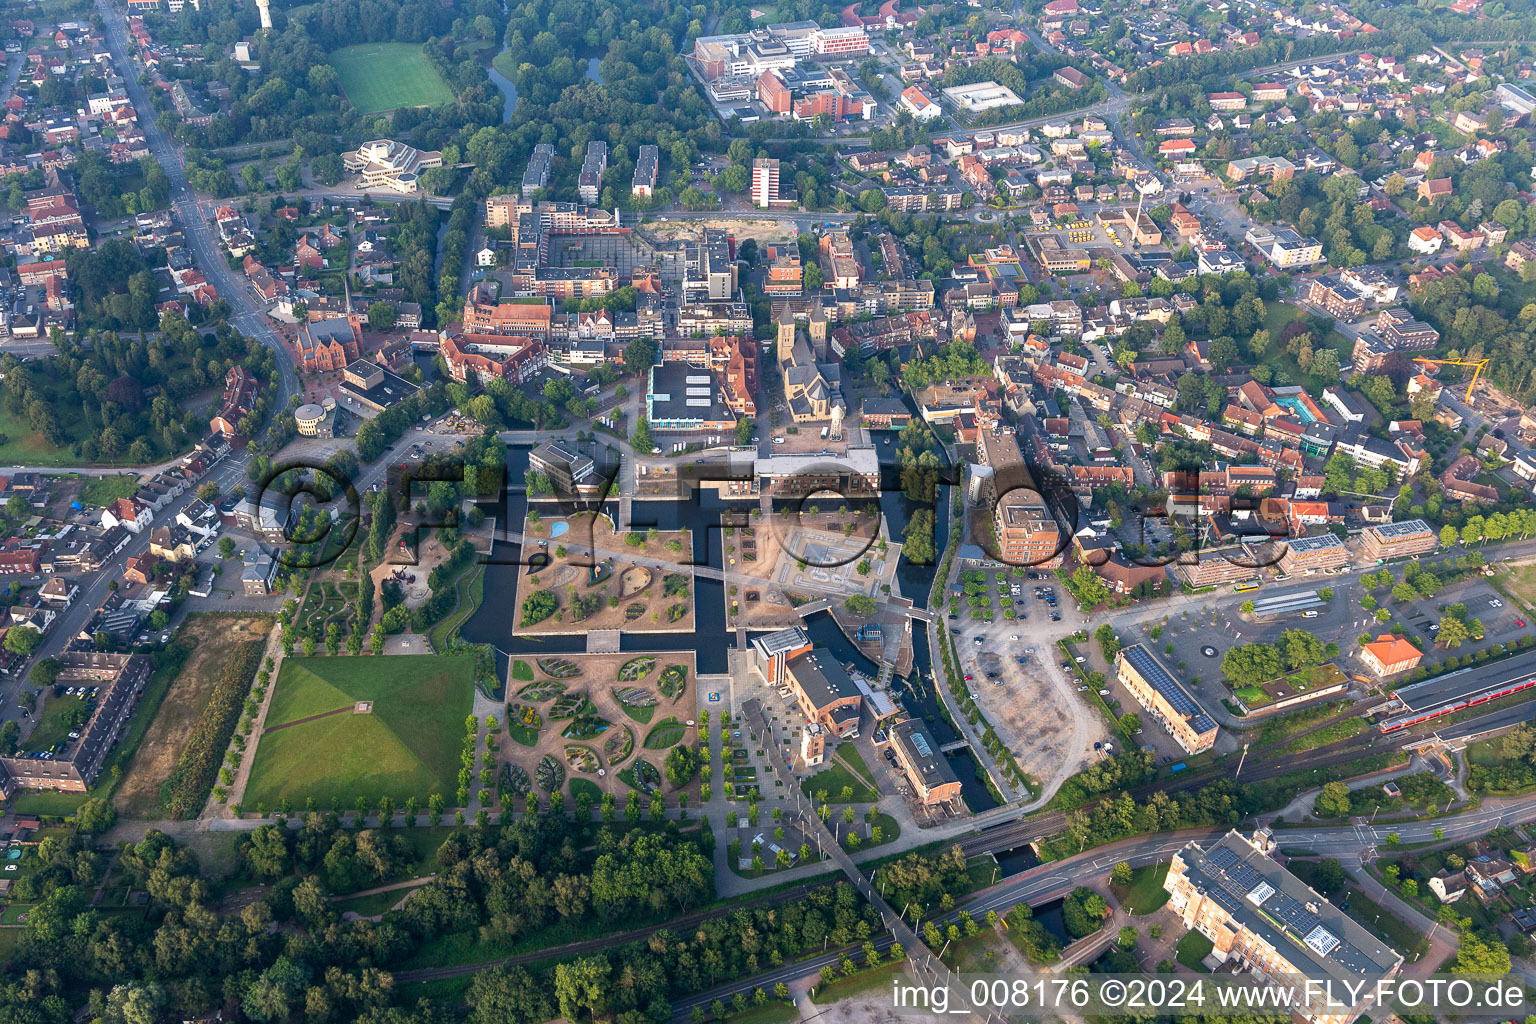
[461,439,996,808]
[486,58,518,121]
[484,49,605,123]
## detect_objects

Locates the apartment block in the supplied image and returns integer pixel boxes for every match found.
[1359,519,1437,562]
[632,144,659,197]
[992,497,1061,567]
[578,141,608,204]
[1165,829,1402,1024]
[752,158,779,208]
[522,143,555,197]
[1276,532,1350,575]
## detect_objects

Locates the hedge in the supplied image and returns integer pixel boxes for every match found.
[160,637,266,818]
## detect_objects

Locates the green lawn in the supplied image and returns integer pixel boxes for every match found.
[833,742,876,789]
[330,43,454,114]
[334,887,412,917]
[77,475,140,507]
[812,963,908,1004]
[6,790,87,817]
[568,777,603,803]
[511,660,534,682]
[1110,862,1170,915]
[425,561,484,649]
[801,762,879,803]
[0,408,86,467]
[1255,300,1352,395]
[643,717,686,749]
[1175,930,1213,972]
[24,695,90,752]
[245,655,474,809]
[0,906,33,927]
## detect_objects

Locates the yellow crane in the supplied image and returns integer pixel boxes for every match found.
[1412,356,1491,404]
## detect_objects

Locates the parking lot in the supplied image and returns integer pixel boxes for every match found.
[949,567,1106,789]
[1104,572,1528,734]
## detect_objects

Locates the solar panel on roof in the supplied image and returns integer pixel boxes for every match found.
[1208,847,1240,870]
[685,398,712,407]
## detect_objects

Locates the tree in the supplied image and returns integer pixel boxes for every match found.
[468,964,555,1024]
[1222,642,1282,686]
[1095,624,1122,661]
[844,594,877,617]
[1437,614,1471,648]
[553,955,612,1022]
[623,337,658,377]
[1279,628,1326,671]
[1313,781,1352,818]
[1453,931,1511,976]
[95,983,169,1024]
[664,745,700,786]
[76,796,116,835]
[30,657,60,687]
[4,625,40,657]
[1110,861,1133,887]
[366,301,398,330]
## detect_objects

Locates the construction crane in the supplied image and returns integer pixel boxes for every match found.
[1412,356,1491,405]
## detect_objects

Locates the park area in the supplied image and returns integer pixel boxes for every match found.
[244,655,474,810]
[502,651,699,804]
[329,43,454,114]
[514,511,696,634]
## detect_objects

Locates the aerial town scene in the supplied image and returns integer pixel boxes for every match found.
[0,0,1535,1018]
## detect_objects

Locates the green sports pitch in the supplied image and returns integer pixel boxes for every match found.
[244,655,474,810]
[329,43,454,114]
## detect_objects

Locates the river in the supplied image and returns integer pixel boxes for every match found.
[484,48,605,123]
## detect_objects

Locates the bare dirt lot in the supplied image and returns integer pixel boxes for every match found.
[638,217,799,246]
[114,615,273,819]
[964,646,1096,788]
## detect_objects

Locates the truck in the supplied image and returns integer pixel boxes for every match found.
[1169,762,1188,774]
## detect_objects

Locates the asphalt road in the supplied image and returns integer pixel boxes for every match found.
[94,0,299,411]
[8,449,253,732]
[668,791,1536,1017]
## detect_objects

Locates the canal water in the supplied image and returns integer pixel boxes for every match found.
[485,48,605,122]
[462,441,996,808]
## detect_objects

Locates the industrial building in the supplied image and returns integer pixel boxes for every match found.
[890,719,961,806]
[1114,644,1219,754]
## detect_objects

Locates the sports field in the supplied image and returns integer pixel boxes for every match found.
[245,655,474,809]
[329,43,454,114]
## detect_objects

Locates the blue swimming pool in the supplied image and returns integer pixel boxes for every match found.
[549,521,569,538]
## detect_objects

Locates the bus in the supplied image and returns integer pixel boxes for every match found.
[1233,581,1260,594]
